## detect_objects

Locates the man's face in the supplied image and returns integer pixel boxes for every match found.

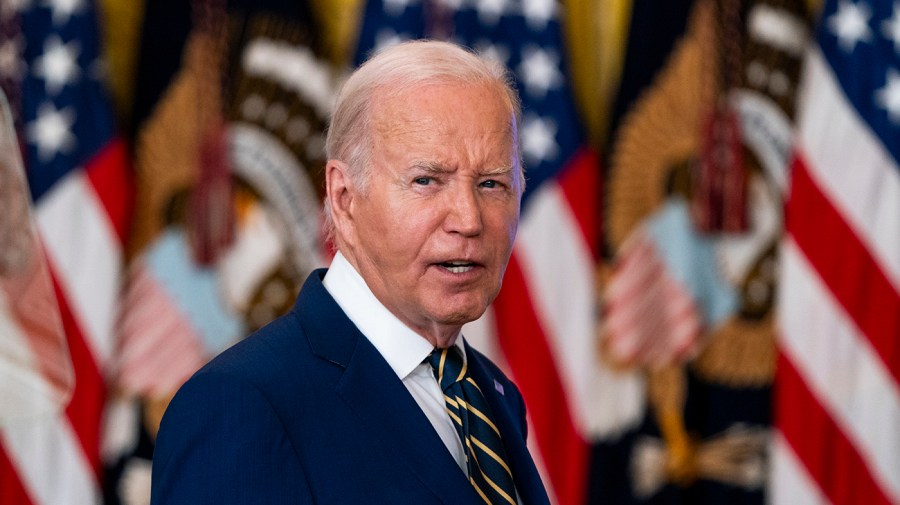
[340,82,521,343]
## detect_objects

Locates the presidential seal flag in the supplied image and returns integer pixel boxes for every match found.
[772,0,900,503]
[602,0,809,502]
[0,0,133,504]
[109,2,333,501]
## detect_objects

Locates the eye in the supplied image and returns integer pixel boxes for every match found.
[413,177,432,186]
[480,179,500,188]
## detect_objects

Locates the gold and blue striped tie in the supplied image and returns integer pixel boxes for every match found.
[428,347,517,505]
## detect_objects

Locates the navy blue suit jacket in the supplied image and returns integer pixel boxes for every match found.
[151,269,551,504]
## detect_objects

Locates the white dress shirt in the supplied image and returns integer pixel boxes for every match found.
[322,252,468,473]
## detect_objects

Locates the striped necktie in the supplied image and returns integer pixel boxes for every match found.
[428,347,517,505]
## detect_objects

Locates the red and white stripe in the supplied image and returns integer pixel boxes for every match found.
[114,258,208,397]
[467,148,601,505]
[604,226,702,367]
[0,140,131,505]
[773,46,900,505]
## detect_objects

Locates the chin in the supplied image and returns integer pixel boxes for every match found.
[433,304,489,327]
[425,287,497,325]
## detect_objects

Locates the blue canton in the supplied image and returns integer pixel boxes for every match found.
[820,0,900,167]
[19,0,115,202]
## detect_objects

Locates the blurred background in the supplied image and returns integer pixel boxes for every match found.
[2,0,898,504]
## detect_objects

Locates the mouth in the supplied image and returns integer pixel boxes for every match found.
[436,260,480,274]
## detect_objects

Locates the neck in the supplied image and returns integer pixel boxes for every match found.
[423,329,461,349]
[335,247,463,349]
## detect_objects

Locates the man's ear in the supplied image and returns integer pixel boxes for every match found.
[325,159,355,241]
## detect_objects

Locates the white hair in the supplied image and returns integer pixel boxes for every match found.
[323,39,523,239]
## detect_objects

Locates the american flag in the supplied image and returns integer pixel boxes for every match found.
[0,87,72,425]
[355,1,601,503]
[0,0,132,503]
[773,0,900,503]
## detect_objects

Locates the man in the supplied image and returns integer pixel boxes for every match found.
[151,40,550,505]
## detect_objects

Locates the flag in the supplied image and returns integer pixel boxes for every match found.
[117,0,331,399]
[354,2,602,503]
[602,0,809,502]
[604,0,695,149]
[0,86,73,504]
[772,0,900,503]
[0,0,132,503]
[0,88,71,424]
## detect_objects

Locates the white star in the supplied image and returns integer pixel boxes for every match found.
[521,114,558,164]
[0,37,26,80]
[42,0,85,26]
[517,45,563,98]
[33,35,81,95]
[26,101,77,162]
[474,40,510,67]
[828,0,873,52]
[476,0,509,26]
[522,0,557,29]
[882,2,900,52]
[875,67,900,124]
[383,0,419,17]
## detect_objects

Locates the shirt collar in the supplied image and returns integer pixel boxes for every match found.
[322,251,464,380]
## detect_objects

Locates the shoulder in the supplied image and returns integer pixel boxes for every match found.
[157,308,308,440]
[199,267,335,383]
[151,369,312,503]
[162,267,354,421]
[151,311,317,503]
[157,299,320,439]
[196,309,305,387]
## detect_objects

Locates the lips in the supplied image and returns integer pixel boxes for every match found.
[436,260,480,274]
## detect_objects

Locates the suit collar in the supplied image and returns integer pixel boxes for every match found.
[336,339,485,505]
[292,269,356,368]
[322,252,441,380]
[292,270,485,505]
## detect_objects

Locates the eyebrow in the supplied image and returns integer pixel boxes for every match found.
[409,161,450,174]
[409,161,514,177]
[479,166,515,177]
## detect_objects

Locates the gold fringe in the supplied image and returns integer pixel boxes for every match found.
[606,0,717,250]
[129,33,216,257]
[98,0,144,125]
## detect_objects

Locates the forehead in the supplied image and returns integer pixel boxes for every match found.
[370,81,515,138]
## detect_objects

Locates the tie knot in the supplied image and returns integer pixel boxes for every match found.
[427,347,466,391]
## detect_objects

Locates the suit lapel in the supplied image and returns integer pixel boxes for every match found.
[294,271,483,505]
[337,341,486,505]
[465,343,551,505]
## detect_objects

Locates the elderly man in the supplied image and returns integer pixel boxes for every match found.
[151,40,550,505]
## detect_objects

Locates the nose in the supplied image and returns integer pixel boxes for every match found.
[443,185,483,237]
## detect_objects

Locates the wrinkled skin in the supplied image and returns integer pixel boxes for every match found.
[326,82,522,347]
